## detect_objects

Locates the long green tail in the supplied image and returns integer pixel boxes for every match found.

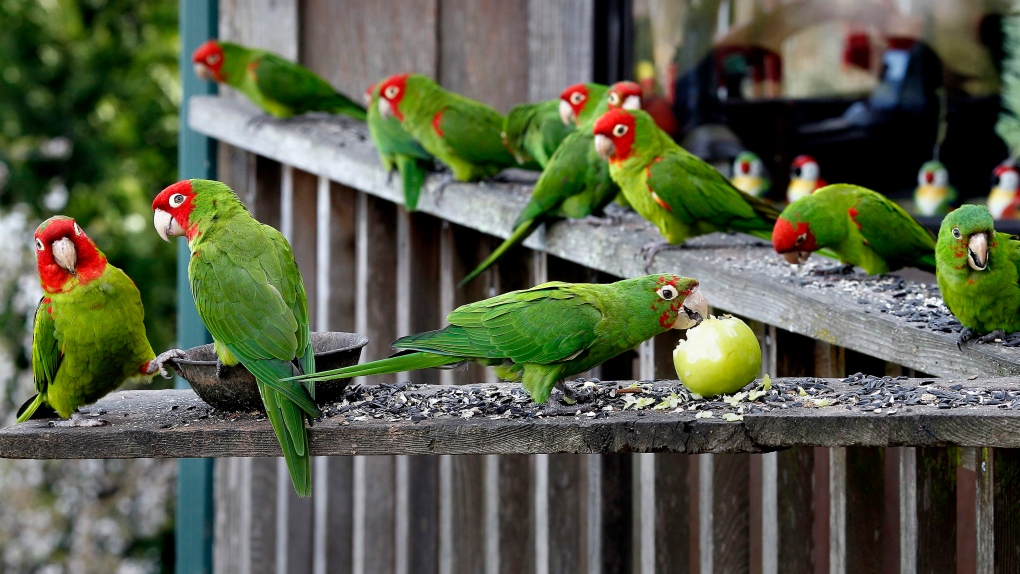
[15,394,47,424]
[459,218,543,287]
[286,351,462,384]
[329,94,367,121]
[398,155,428,212]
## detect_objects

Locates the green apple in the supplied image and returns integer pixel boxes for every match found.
[673,316,761,397]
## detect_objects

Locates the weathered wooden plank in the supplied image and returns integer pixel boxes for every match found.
[654,454,691,574]
[188,96,1020,379]
[438,0,529,112]
[299,0,438,99]
[547,454,587,574]
[355,191,399,375]
[219,0,298,59]
[354,457,396,574]
[915,447,958,573]
[526,0,595,102]
[993,449,1020,573]
[774,448,815,573]
[496,455,535,574]
[322,456,354,574]
[843,448,884,574]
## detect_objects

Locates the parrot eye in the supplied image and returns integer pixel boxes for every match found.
[169,193,187,208]
[384,86,399,99]
[608,93,620,106]
[612,124,628,137]
[73,222,83,236]
[207,53,220,65]
[35,238,44,251]
[570,92,585,105]
[952,227,962,239]
[656,285,678,300]
[795,232,807,245]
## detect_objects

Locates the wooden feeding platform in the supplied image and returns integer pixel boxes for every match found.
[4,375,1020,460]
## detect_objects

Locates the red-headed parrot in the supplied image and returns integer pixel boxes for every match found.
[913,160,956,217]
[772,184,936,275]
[366,82,434,211]
[374,73,518,181]
[289,274,707,405]
[987,163,1020,220]
[936,204,1020,347]
[593,108,780,268]
[152,179,320,497]
[192,40,366,120]
[18,216,181,423]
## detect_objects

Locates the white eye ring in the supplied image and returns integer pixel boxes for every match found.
[207,53,220,65]
[384,86,399,99]
[35,238,44,251]
[73,222,83,236]
[952,228,962,239]
[613,124,628,137]
[169,193,186,208]
[796,232,807,245]
[608,93,620,106]
[570,92,585,105]
[657,285,678,300]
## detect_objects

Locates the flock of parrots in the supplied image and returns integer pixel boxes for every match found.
[16,40,1020,497]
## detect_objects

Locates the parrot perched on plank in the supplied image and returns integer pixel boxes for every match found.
[987,163,1020,219]
[936,205,1020,347]
[192,40,366,121]
[592,108,780,268]
[557,83,610,128]
[366,82,434,211]
[786,155,826,203]
[375,74,518,181]
[501,100,574,169]
[460,82,642,286]
[731,151,771,199]
[913,160,956,217]
[152,179,320,497]
[289,274,707,405]
[773,184,936,275]
[18,216,181,423]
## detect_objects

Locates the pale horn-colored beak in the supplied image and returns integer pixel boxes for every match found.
[378,98,393,121]
[673,288,709,330]
[153,209,185,243]
[782,251,811,265]
[193,63,213,81]
[968,232,989,271]
[51,237,77,274]
[559,99,575,126]
[594,134,615,161]
[622,95,641,110]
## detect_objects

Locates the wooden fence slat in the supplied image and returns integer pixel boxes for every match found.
[915,447,958,573]
[354,457,397,574]
[526,0,595,101]
[219,0,298,59]
[710,455,751,574]
[496,455,535,574]
[322,457,354,574]
[654,455,691,574]
[775,448,815,573]
[843,448,884,574]
[993,449,1020,572]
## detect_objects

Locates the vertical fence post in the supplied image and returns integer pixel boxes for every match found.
[176,1,217,573]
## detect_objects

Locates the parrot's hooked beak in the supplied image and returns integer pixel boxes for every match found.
[622,95,641,111]
[153,209,185,243]
[673,289,708,330]
[193,63,214,81]
[51,237,77,274]
[968,232,989,271]
[594,134,615,161]
[378,98,393,121]
[782,251,811,265]
[559,99,575,126]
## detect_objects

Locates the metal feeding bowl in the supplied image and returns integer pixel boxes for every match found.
[173,331,368,412]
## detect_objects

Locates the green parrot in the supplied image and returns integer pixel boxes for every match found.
[153,179,320,497]
[772,184,936,275]
[192,39,366,121]
[365,82,434,211]
[460,82,643,287]
[374,73,518,181]
[501,100,575,168]
[18,216,182,423]
[289,274,707,404]
[935,205,1020,347]
[593,108,780,268]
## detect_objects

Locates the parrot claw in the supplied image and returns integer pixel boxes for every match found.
[977,330,1009,345]
[431,172,455,199]
[639,241,682,272]
[148,349,188,379]
[957,328,978,350]
[584,214,623,227]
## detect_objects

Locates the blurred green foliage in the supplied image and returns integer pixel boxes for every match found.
[0,0,180,358]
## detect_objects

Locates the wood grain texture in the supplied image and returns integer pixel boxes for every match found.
[776,448,815,572]
[496,455,535,574]
[711,454,750,574]
[438,0,529,112]
[844,447,884,574]
[654,454,691,574]
[547,454,587,574]
[526,0,595,102]
[187,96,1020,379]
[219,0,298,58]
[915,447,957,573]
[993,449,1020,573]
[299,0,438,99]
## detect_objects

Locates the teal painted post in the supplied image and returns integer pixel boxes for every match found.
[176,1,217,573]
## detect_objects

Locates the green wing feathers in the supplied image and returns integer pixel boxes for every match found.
[251,53,366,120]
